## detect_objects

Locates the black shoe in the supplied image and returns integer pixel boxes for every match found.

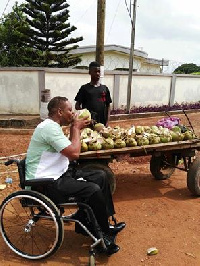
[103,234,120,256]
[109,222,126,235]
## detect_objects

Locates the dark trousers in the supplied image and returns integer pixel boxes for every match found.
[47,169,115,234]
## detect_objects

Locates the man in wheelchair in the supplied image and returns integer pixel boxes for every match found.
[25,96,125,256]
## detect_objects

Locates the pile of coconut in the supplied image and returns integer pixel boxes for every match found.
[80,123,196,152]
[64,109,196,152]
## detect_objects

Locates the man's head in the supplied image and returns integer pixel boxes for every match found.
[47,96,73,126]
[89,61,100,83]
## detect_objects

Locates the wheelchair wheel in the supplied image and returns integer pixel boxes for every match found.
[0,190,64,260]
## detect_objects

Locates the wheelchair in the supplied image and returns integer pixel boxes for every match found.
[0,158,108,265]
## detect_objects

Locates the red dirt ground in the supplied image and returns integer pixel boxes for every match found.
[1,112,200,266]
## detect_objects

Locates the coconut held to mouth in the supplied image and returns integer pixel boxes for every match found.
[76,108,91,120]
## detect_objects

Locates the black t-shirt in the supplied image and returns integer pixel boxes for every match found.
[75,83,112,125]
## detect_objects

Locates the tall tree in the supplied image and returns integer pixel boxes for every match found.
[23,0,83,67]
[0,2,38,66]
[173,63,200,74]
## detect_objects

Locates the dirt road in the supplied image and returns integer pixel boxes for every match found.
[1,112,200,265]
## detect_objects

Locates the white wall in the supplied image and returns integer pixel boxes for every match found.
[0,69,42,114]
[45,70,115,111]
[131,75,171,107]
[45,71,88,110]
[117,74,171,109]
[175,76,200,103]
[0,68,200,115]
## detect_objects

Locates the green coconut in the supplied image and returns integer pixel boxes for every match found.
[77,108,91,120]
[114,139,126,149]
[88,142,102,151]
[102,138,115,149]
[171,126,181,133]
[183,131,194,140]
[137,136,149,146]
[135,126,144,135]
[94,123,105,132]
[171,131,184,141]
[81,141,88,152]
[149,135,160,144]
[160,135,171,143]
[125,138,137,147]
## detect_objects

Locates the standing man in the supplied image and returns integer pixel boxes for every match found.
[75,61,112,126]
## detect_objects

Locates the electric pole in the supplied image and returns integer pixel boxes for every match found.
[96,0,106,83]
[126,0,137,113]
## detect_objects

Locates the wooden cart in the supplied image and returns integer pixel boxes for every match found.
[77,139,200,196]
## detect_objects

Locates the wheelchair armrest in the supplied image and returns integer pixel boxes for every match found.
[25,178,54,187]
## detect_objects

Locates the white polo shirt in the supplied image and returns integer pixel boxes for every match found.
[26,119,71,180]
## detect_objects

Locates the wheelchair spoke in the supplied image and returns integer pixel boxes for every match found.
[0,190,64,260]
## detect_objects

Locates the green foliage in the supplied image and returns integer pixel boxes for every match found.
[191,72,200,75]
[173,63,200,74]
[23,0,83,67]
[0,3,38,66]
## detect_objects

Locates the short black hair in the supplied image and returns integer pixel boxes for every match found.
[47,96,68,116]
[89,61,100,70]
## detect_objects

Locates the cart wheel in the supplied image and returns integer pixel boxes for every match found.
[187,157,200,196]
[80,163,116,194]
[150,153,176,180]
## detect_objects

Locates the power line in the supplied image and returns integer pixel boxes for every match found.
[1,0,12,19]
[124,0,132,23]
[72,0,96,24]
[106,0,122,43]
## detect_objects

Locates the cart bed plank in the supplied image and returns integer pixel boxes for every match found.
[79,139,200,158]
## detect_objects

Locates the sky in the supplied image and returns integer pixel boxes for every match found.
[1,0,200,70]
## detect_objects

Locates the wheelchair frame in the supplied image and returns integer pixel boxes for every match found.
[0,158,106,264]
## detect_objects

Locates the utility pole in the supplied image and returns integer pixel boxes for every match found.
[161,58,164,73]
[126,0,137,113]
[96,0,106,84]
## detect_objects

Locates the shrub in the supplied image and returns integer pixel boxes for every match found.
[110,102,200,115]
